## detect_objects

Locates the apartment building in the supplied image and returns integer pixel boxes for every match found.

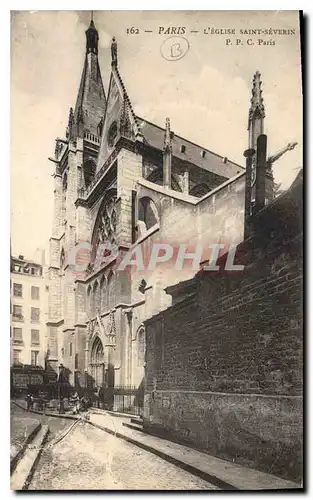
[10,253,49,368]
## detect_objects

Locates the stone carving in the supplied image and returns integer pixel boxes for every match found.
[106,310,116,346]
[96,196,117,247]
[97,116,104,137]
[66,107,74,140]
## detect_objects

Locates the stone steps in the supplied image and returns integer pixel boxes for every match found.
[123,422,144,433]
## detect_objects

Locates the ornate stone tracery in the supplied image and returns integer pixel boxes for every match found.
[96,195,117,248]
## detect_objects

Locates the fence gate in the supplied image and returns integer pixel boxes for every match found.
[102,385,144,416]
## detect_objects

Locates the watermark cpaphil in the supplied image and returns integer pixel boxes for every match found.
[66,240,245,278]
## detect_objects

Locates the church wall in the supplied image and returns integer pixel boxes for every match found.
[130,302,147,388]
[130,174,245,311]
[74,325,87,379]
[76,204,91,244]
[75,281,87,325]
[196,172,246,250]
[116,148,142,247]
[51,174,63,237]
[143,195,303,482]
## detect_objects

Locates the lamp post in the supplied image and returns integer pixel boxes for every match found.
[58,363,65,414]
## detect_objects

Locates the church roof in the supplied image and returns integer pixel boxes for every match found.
[73,55,106,137]
[137,118,244,178]
[70,19,106,139]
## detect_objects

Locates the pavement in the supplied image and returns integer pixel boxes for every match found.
[88,410,302,491]
[12,400,302,491]
[28,421,218,490]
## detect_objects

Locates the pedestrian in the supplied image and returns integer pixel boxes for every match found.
[71,391,80,414]
[25,393,33,411]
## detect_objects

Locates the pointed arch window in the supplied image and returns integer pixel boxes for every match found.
[83,159,96,188]
[92,192,117,267]
[90,336,104,387]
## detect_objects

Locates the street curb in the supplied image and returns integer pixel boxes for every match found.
[12,401,80,421]
[11,425,50,491]
[23,425,50,491]
[10,422,42,475]
[90,407,138,419]
[88,420,236,491]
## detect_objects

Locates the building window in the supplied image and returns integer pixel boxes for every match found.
[13,283,22,297]
[45,285,49,292]
[201,150,206,158]
[31,286,40,300]
[31,351,39,366]
[31,267,41,276]
[31,329,40,345]
[13,305,23,321]
[69,342,73,356]
[13,328,23,344]
[13,350,21,364]
[83,159,96,188]
[180,144,186,153]
[31,307,40,323]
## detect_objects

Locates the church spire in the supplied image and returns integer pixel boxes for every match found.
[85,13,99,55]
[248,70,265,151]
[66,16,106,141]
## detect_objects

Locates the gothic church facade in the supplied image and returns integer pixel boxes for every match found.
[47,19,272,396]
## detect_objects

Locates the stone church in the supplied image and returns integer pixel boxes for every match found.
[46,18,277,403]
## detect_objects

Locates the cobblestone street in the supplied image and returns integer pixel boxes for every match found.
[29,421,218,490]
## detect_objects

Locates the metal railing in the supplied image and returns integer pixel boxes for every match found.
[101,385,144,416]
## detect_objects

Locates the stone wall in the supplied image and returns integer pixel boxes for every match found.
[143,177,303,481]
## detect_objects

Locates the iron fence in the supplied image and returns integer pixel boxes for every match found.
[101,385,144,416]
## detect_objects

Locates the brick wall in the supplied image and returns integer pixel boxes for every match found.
[144,176,303,481]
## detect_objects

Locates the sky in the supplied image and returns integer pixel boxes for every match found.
[11,10,303,261]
